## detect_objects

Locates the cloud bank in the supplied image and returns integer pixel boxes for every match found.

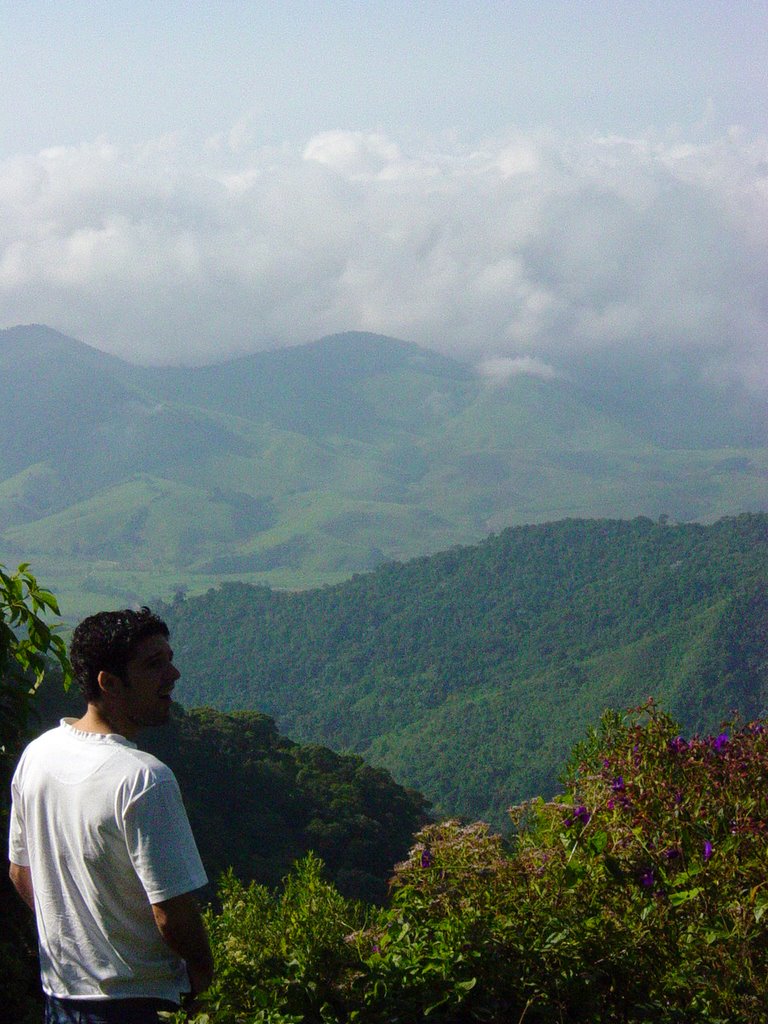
[1,128,766,388]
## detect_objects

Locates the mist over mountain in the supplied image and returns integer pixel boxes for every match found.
[561,345,768,451]
[4,128,766,390]
[2,323,768,620]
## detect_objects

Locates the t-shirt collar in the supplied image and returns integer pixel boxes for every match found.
[61,717,138,749]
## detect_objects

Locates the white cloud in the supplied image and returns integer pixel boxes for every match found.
[0,128,766,389]
[478,356,557,383]
[303,131,402,179]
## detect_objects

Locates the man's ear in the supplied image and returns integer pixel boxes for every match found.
[97,669,124,697]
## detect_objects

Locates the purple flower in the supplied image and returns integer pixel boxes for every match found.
[611,776,625,792]
[606,799,615,811]
[639,868,654,888]
[663,848,681,860]
[667,736,687,753]
[703,840,713,861]
[420,848,433,868]
[574,805,591,825]
[713,733,729,753]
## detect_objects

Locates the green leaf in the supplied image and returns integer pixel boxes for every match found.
[588,830,608,855]
[668,887,704,907]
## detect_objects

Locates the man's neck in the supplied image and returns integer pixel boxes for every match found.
[73,704,136,741]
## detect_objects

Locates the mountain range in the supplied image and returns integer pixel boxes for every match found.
[1,323,767,619]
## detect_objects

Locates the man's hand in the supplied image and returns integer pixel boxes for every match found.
[9,862,35,910]
[151,891,214,997]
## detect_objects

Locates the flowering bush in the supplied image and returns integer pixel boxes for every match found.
[346,820,523,1021]
[180,703,768,1023]
[531,700,768,1020]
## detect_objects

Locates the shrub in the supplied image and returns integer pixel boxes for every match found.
[180,702,768,1023]
[179,853,367,1024]
[533,700,768,1021]
[346,820,529,1022]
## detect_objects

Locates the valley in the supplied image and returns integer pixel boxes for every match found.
[3,324,767,623]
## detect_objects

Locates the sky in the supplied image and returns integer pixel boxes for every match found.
[1,1,766,387]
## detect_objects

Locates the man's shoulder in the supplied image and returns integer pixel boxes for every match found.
[30,721,67,742]
[121,744,174,779]
[19,722,69,756]
[82,743,180,813]
[17,722,176,788]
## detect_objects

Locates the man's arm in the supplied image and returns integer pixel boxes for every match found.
[151,891,214,996]
[9,862,35,910]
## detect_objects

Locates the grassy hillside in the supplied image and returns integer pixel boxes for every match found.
[2,325,767,620]
[160,515,768,828]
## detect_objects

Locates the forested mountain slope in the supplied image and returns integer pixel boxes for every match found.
[3,324,767,619]
[161,515,768,827]
[34,678,429,902]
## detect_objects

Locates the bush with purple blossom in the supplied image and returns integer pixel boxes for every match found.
[178,702,768,1023]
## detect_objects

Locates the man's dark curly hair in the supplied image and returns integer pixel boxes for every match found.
[70,607,170,702]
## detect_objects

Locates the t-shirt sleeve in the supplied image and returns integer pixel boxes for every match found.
[124,775,207,903]
[8,772,30,867]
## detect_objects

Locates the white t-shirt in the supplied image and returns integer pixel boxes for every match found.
[8,719,208,1002]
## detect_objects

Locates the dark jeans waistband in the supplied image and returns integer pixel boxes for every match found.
[44,994,180,1024]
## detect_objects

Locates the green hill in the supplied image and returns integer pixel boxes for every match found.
[2,324,767,620]
[159,515,768,828]
[32,677,429,903]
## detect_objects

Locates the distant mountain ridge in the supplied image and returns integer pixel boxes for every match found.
[1,323,767,618]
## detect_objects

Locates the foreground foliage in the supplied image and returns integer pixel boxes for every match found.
[179,703,768,1023]
[1,563,72,1024]
[0,562,71,764]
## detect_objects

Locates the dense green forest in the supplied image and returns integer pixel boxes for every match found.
[6,555,768,1021]
[35,680,429,904]
[161,514,768,827]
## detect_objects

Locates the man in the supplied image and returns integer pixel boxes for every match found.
[8,607,214,1024]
